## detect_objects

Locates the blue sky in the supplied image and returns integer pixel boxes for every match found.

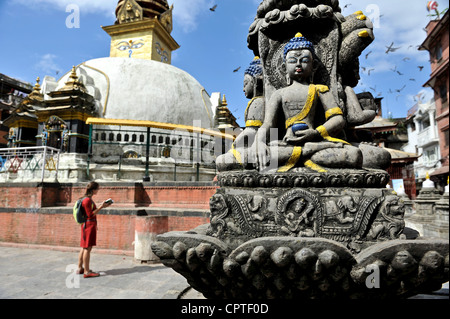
[0,0,448,126]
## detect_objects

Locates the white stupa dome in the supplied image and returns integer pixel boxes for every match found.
[44,57,214,129]
[422,173,435,188]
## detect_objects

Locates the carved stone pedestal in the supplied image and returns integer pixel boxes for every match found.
[424,193,449,240]
[152,170,449,299]
[209,169,403,252]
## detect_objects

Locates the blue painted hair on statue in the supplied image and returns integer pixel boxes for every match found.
[245,56,263,77]
[283,33,315,59]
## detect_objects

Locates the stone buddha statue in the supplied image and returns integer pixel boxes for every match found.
[255,33,362,172]
[152,2,449,300]
[216,57,265,171]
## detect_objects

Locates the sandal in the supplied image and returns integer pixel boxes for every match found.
[84,271,100,278]
[76,268,84,275]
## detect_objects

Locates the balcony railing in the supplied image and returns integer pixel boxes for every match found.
[0,146,60,183]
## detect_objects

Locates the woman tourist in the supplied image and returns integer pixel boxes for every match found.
[76,182,112,278]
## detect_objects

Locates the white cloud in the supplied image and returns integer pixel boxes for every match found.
[170,0,211,33]
[13,0,115,17]
[348,0,448,54]
[170,0,260,33]
[34,53,61,75]
[15,0,212,33]
[406,88,434,104]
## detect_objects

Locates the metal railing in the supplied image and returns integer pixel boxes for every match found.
[0,146,60,183]
[89,126,223,181]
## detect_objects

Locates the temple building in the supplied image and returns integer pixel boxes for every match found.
[0,74,33,148]
[419,10,449,190]
[354,98,418,199]
[1,0,239,183]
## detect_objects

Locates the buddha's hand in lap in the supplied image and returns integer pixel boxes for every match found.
[285,129,320,145]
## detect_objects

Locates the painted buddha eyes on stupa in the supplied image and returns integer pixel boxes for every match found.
[131,43,144,49]
[117,40,144,51]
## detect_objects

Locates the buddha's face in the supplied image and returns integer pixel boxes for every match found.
[243,74,255,99]
[285,49,314,84]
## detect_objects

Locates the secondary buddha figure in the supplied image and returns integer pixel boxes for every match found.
[216,57,265,171]
[255,33,363,172]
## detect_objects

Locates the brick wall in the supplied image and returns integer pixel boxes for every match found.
[0,212,137,251]
[0,182,217,208]
[0,182,215,253]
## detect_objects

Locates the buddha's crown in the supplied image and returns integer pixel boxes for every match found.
[284,33,315,58]
[245,56,263,77]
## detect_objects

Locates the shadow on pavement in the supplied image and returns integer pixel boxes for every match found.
[103,265,167,276]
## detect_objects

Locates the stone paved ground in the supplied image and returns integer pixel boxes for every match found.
[0,245,447,300]
[0,245,190,299]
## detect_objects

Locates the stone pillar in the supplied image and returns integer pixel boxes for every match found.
[429,109,437,139]
[425,183,449,239]
[405,176,441,236]
[134,216,169,263]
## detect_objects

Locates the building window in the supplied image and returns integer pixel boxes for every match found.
[439,84,448,105]
[445,130,449,147]
[410,122,416,132]
[421,117,430,130]
[434,44,443,61]
[426,149,437,163]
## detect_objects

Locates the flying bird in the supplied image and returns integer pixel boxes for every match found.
[233,67,241,73]
[365,51,372,59]
[385,42,401,54]
[418,66,424,71]
[402,57,410,62]
[395,85,406,93]
[210,4,217,12]
[396,71,404,76]
[367,68,374,76]
[409,78,416,81]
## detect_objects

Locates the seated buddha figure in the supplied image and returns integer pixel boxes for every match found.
[255,33,363,173]
[216,57,265,171]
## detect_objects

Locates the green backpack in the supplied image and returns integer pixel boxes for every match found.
[73,197,87,225]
